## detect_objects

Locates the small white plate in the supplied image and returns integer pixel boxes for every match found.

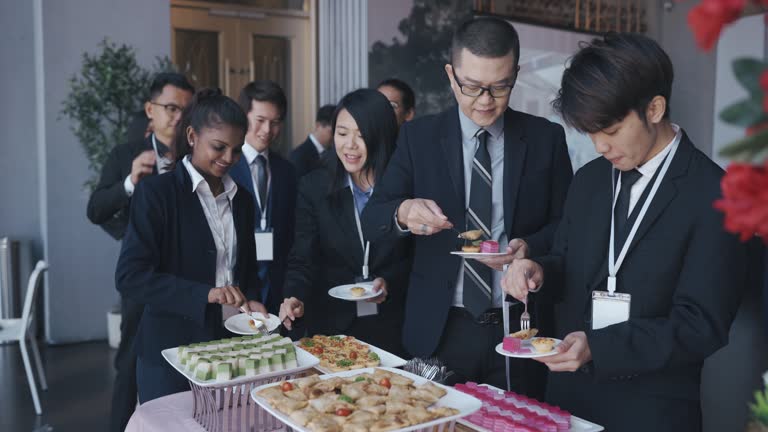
[224,313,281,335]
[494,337,563,359]
[327,282,379,301]
[451,251,508,258]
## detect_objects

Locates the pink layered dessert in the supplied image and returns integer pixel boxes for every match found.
[455,382,571,432]
[480,240,499,253]
[502,336,522,352]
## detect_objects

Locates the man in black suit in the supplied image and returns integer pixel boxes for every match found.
[230,80,297,315]
[502,33,748,432]
[377,78,416,127]
[86,72,194,432]
[362,17,573,394]
[291,104,335,178]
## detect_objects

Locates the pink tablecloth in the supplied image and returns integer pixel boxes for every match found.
[124,391,206,432]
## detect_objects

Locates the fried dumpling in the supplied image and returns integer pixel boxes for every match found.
[385,400,413,415]
[416,382,447,399]
[405,406,435,424]
[340,381,369,400]
[369,414,410,432]
[314,377,347,393]
[285,389,309,401]
[290,406,320,427]
[342,423,369,432]
[273,395,308,414]
[308,414,342,432]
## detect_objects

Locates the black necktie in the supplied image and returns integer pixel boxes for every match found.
[463,130,493,318]
[614,169,642,257]
[254,155,268,215]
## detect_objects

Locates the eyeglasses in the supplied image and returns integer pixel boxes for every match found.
[450,66,515,98]
[150,102,184,116]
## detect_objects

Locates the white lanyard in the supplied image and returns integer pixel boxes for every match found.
[151,134,170,174]
[607,133,680,294]
[253,154,270,231]
[348,175,372,279]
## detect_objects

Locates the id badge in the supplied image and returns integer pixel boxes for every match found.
[254,230,274,261]
[354,276,378,317]
[591,290,631,330]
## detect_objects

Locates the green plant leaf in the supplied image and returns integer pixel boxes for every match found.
[733,58,767,98]
[719,99,766,127]
[719,128,768,162]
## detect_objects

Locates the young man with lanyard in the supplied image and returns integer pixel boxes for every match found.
[230,80,297,315]
[86,72,194,432]
[502,33,748,431]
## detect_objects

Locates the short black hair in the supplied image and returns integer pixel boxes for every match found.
[238,80,288,119]
[174,88,248,162]
[451,17,520,66]
[377,78,416,112]
[316,104,336,126]
[148,72,194,100]
[553,32,674,133]
[329,89,399,194]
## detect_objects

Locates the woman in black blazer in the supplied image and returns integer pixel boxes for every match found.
[116,89,272,403]
[280,89,411,356]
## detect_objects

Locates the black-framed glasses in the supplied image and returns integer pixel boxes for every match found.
[150,102,184,116]
[450,66,515,98]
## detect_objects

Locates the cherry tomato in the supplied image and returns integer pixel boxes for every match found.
[281,382,294,392]
[379,378,391,389]
[335,408,352,417]
[349,351,358,360]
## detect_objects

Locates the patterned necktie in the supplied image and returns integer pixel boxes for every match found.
[253,155,268,216]
[463,130,493,318]
[614,169,642,257]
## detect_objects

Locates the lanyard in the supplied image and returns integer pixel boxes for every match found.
[607,132,681,294]
[348,175,372,279]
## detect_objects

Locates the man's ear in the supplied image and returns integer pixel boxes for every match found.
[646,95,667,124]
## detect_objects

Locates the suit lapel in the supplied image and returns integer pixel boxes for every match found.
[502,110,528,239]
[585,169,614,291]
[440,109,466,229]
[330,186,365,269]
[586,132,692,290]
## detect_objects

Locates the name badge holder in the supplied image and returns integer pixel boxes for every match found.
[593,132,680,330]
[349,176,378,317]
[254,178,274,262]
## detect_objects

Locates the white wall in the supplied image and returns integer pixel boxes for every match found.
[0,0,171,343]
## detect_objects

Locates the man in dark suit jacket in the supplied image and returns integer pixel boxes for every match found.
[230,80,297,315]
[86,72,193,432]
[362,18,572,395]
[291,104,335,178]
[503,34,747,432]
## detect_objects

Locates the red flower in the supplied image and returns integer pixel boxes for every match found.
[688,0,746,51]
[714,161,768,243]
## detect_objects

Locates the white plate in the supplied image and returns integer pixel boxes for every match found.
[494,338,563,359]
[161,345,319,388]
[456,384,604,432]
[296,336,407,374]
[225,313,281,335]
[251,367,482,432]
[327,282,379,301]
[451,251,508,258]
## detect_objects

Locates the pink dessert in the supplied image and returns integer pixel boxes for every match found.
[480,240,499,253]
[502,335,522,352]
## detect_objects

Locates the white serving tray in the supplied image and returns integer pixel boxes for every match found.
[456,384,604,432]
[161,345,319,388]
[250,367,483,432]
[295,336,407,374]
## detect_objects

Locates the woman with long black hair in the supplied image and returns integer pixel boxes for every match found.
[280,88,410,356]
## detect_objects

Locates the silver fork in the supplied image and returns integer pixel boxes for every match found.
[520,270,531,330]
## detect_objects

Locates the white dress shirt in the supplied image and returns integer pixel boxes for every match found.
[182,156,238,287]
[452,108,507,308]
[242,142,271,214]
[308,133,325,155]
[620,124,682,217]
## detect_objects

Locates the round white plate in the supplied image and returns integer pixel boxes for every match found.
[224,313,281,335]
[494,337,563,359]
[328,282,379,301]
[451,251,508,258]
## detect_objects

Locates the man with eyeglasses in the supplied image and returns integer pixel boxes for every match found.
[362,17,573,396]
[377,78,416,127]
[86,72,193,432]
